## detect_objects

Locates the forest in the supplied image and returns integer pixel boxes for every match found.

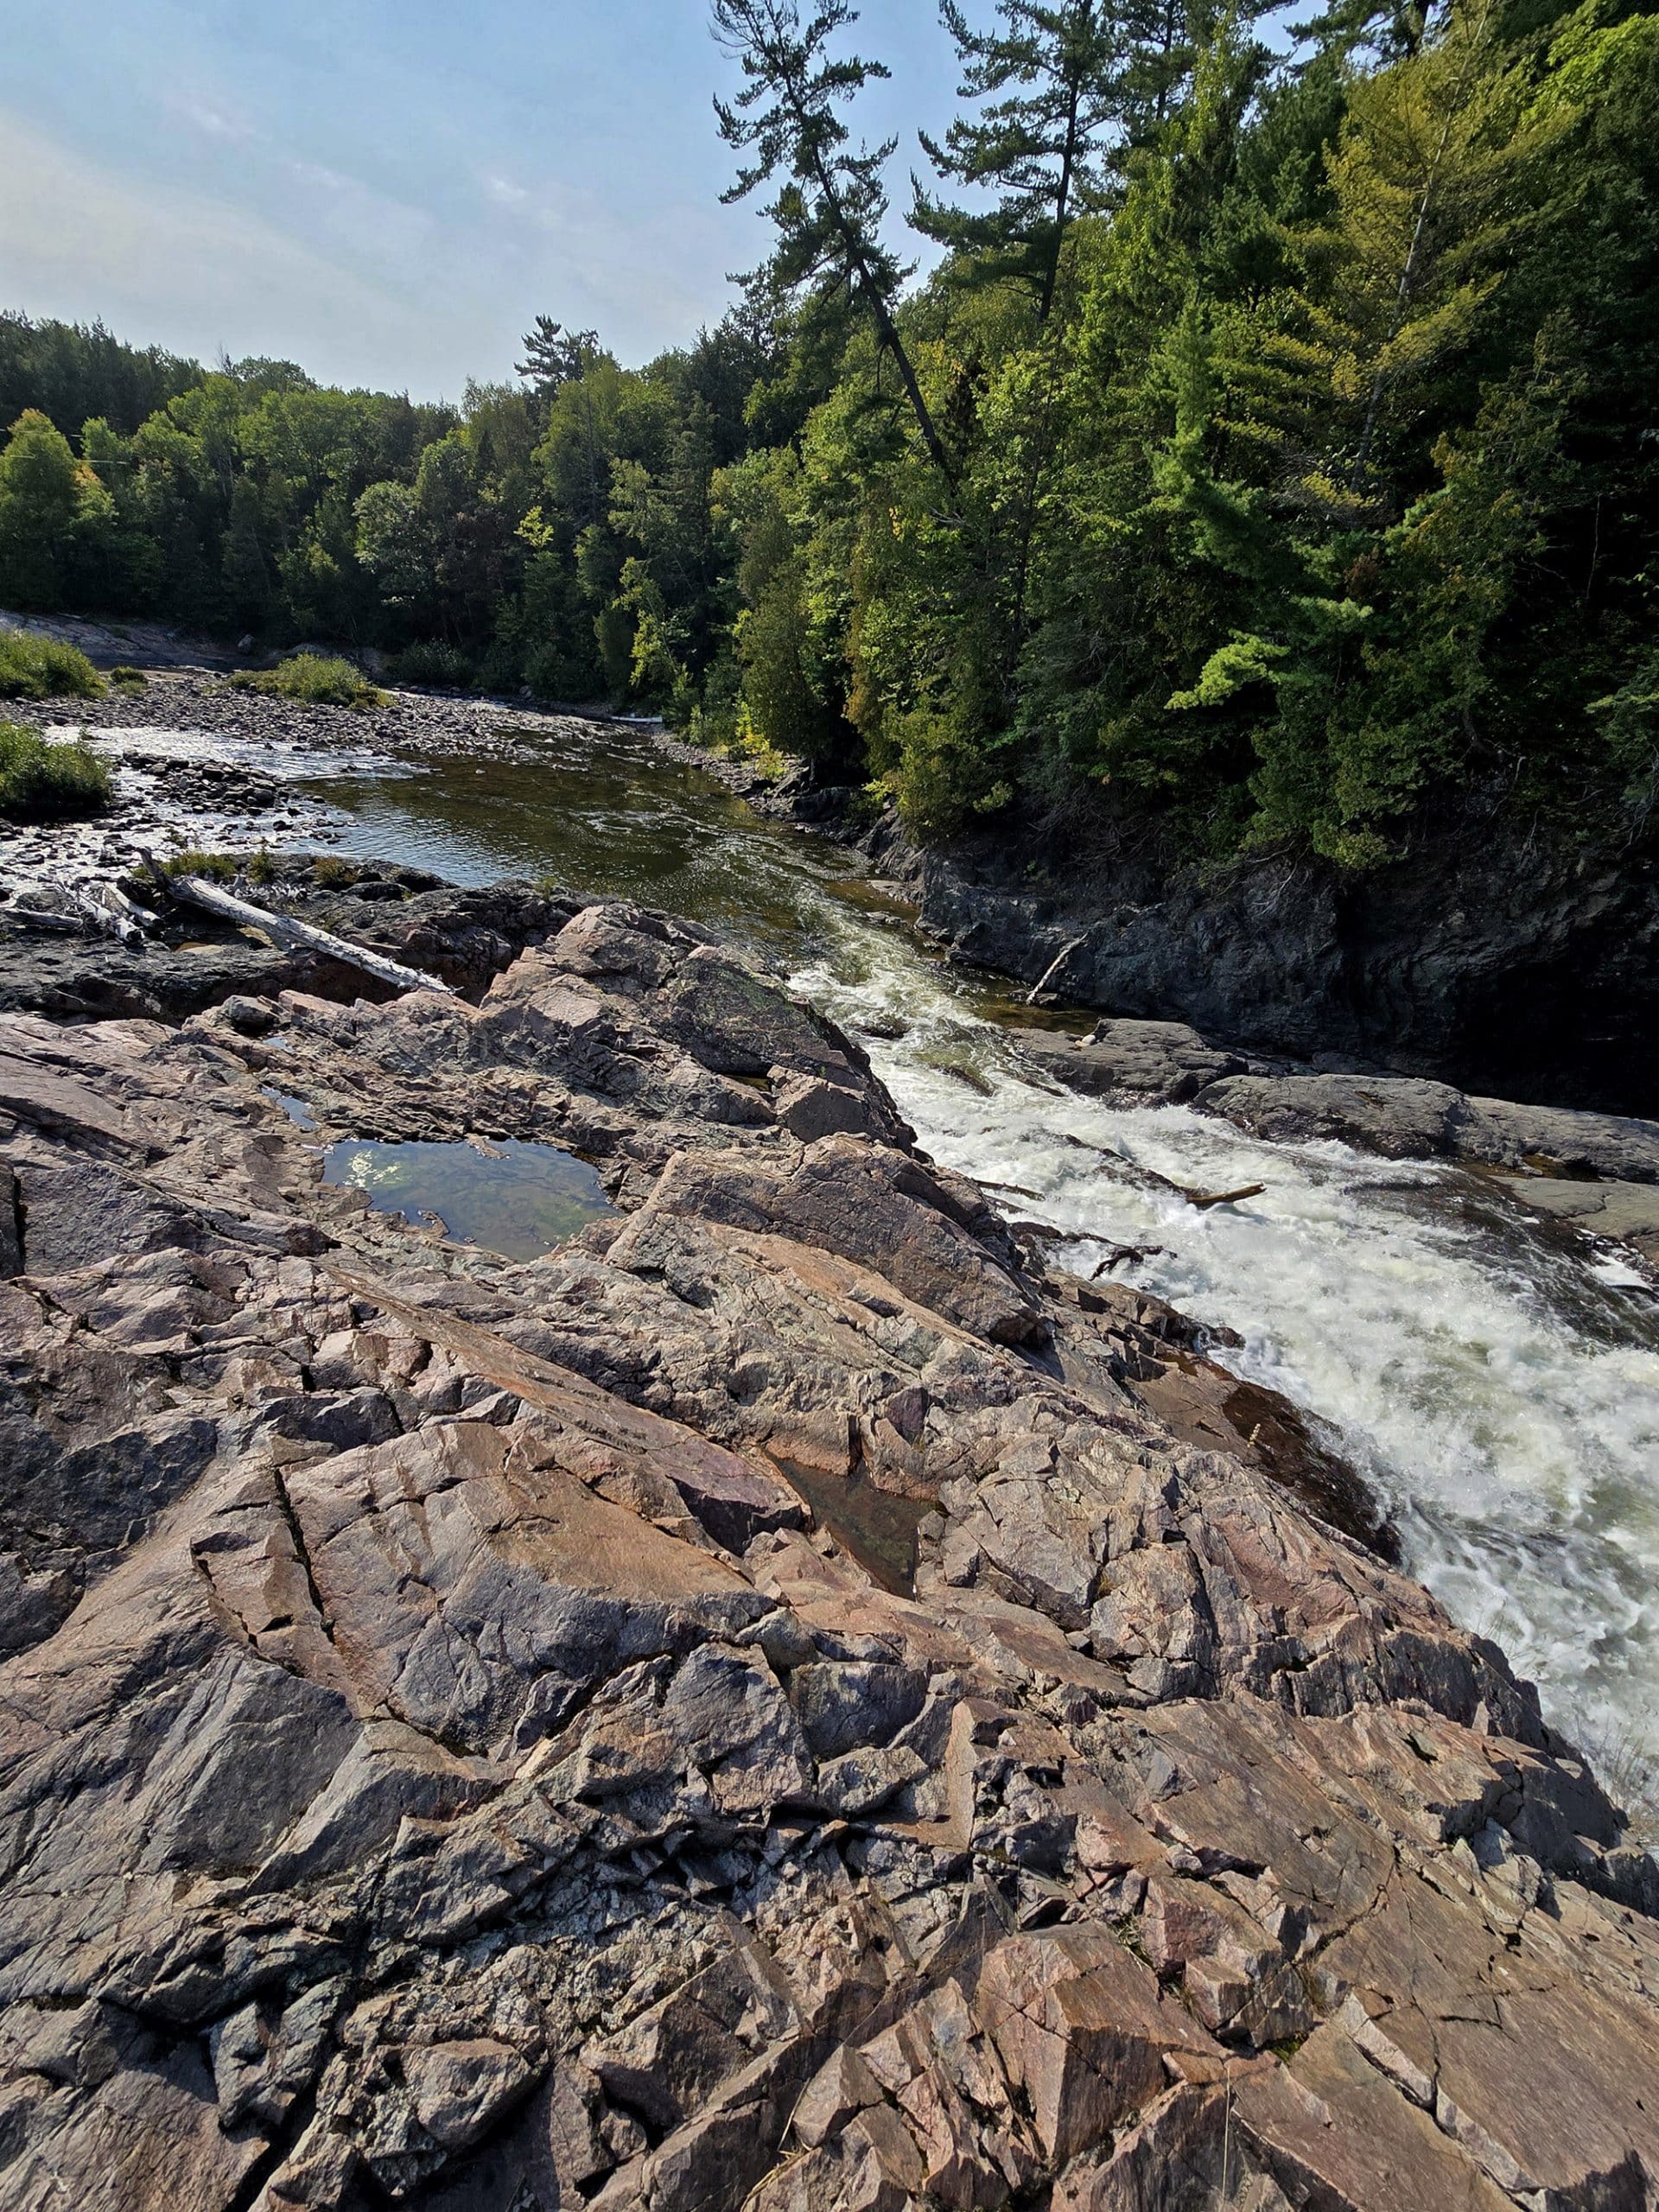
[1,0,1655,867]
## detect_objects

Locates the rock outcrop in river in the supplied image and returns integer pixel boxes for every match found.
[3,893,1658,2211]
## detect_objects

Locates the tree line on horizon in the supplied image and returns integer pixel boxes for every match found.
[1,0,1655,868]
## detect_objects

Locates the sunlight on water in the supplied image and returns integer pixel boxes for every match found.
[325,1137,615,1262]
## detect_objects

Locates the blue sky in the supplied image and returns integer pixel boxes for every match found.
[0,0,967,398]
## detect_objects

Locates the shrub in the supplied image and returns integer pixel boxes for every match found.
[0,632,105,701]
[0,722,112,822]
[475,639,524,695]
[109,664,148,691]
[311,854,360,887]
[228,652,385,709]
[161,849,240,882]
[390,640,475,690]
[245,847,276,886]
[523,639,606,704]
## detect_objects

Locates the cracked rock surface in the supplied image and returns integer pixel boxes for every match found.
[2,894,1657,2211]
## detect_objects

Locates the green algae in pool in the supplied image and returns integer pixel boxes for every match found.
[325,1136,614,1261]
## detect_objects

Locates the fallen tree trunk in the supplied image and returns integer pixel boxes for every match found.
[56,876,157,947]
[1147,1170,1267,1211]
[163,872,455,997]
[6,906,85,934]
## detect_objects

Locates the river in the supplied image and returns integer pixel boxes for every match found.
[54,709,1659,1804]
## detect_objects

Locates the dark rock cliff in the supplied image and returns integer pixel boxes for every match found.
[842,794,1659,1117]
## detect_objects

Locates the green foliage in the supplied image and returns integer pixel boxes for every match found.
[0,630,104,699]
[0,311,201,438]
[391,640,477,689]
[0,722,111,822]
[0,411,96,609]
[914,2,1128,321]
[713,0,958,485]
[2,0,1656,861]
[228,652,386,709]
[162,849,240,881]
[311,854,360,887]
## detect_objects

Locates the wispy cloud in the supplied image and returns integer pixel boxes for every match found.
[0,111,450,391]
[287,159,356,194]
[481,174,530,207]
[165,91,257,145]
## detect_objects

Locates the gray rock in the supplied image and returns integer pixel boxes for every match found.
[1,925,1656,2212]
[1013,1017,1247,1103]
[404,2038,540,2150]
[1197,1071,1471,1157]
[1202,1070,1659,1184]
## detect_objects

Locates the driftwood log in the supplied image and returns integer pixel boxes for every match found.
[5,906,85,935]
[67,878,158,946]
[164,873,455,996]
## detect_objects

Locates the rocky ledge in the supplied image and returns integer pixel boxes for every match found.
[747,776,1659,1121]
[3,893,1658,2212]
[1013,1016,1659,1275]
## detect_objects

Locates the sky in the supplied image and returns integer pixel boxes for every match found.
[0,0,969,400]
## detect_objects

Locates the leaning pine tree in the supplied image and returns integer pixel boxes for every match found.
[711,0,959,490]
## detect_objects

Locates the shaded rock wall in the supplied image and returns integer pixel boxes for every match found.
[854,802,1659,1117]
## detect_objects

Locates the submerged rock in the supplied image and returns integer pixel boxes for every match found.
[0,896,1656,2210]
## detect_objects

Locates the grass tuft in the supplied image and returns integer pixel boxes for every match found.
[0,722,112,822]
[0,632,105,701]
[228,652,386,710]
[161,849,241,883]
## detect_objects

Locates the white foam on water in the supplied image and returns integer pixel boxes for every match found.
[43,721,418,785]
[789,901,1659,1774]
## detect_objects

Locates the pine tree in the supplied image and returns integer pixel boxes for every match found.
[913,2,1125,323]
[712,0,957,486]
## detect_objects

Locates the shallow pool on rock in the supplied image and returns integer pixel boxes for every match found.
[323,1136,615,1261]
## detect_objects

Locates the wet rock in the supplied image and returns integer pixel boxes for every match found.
[1013,1018,1249,1103]
[1495,1172,1659,1266]
[1200,1068,1659,1182]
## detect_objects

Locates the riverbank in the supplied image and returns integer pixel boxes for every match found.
[3,888,1659,2209]
[723,757,1659,1122]
[10,678,1659,1285]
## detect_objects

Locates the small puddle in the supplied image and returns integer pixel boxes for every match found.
[769,1454,931,1596]
[264,1088,319,1131]
[323,1136,616,1260]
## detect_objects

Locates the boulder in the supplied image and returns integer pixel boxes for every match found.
[1013,1018,1247,1103]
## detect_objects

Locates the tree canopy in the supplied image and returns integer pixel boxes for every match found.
[1,0,1655,867]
